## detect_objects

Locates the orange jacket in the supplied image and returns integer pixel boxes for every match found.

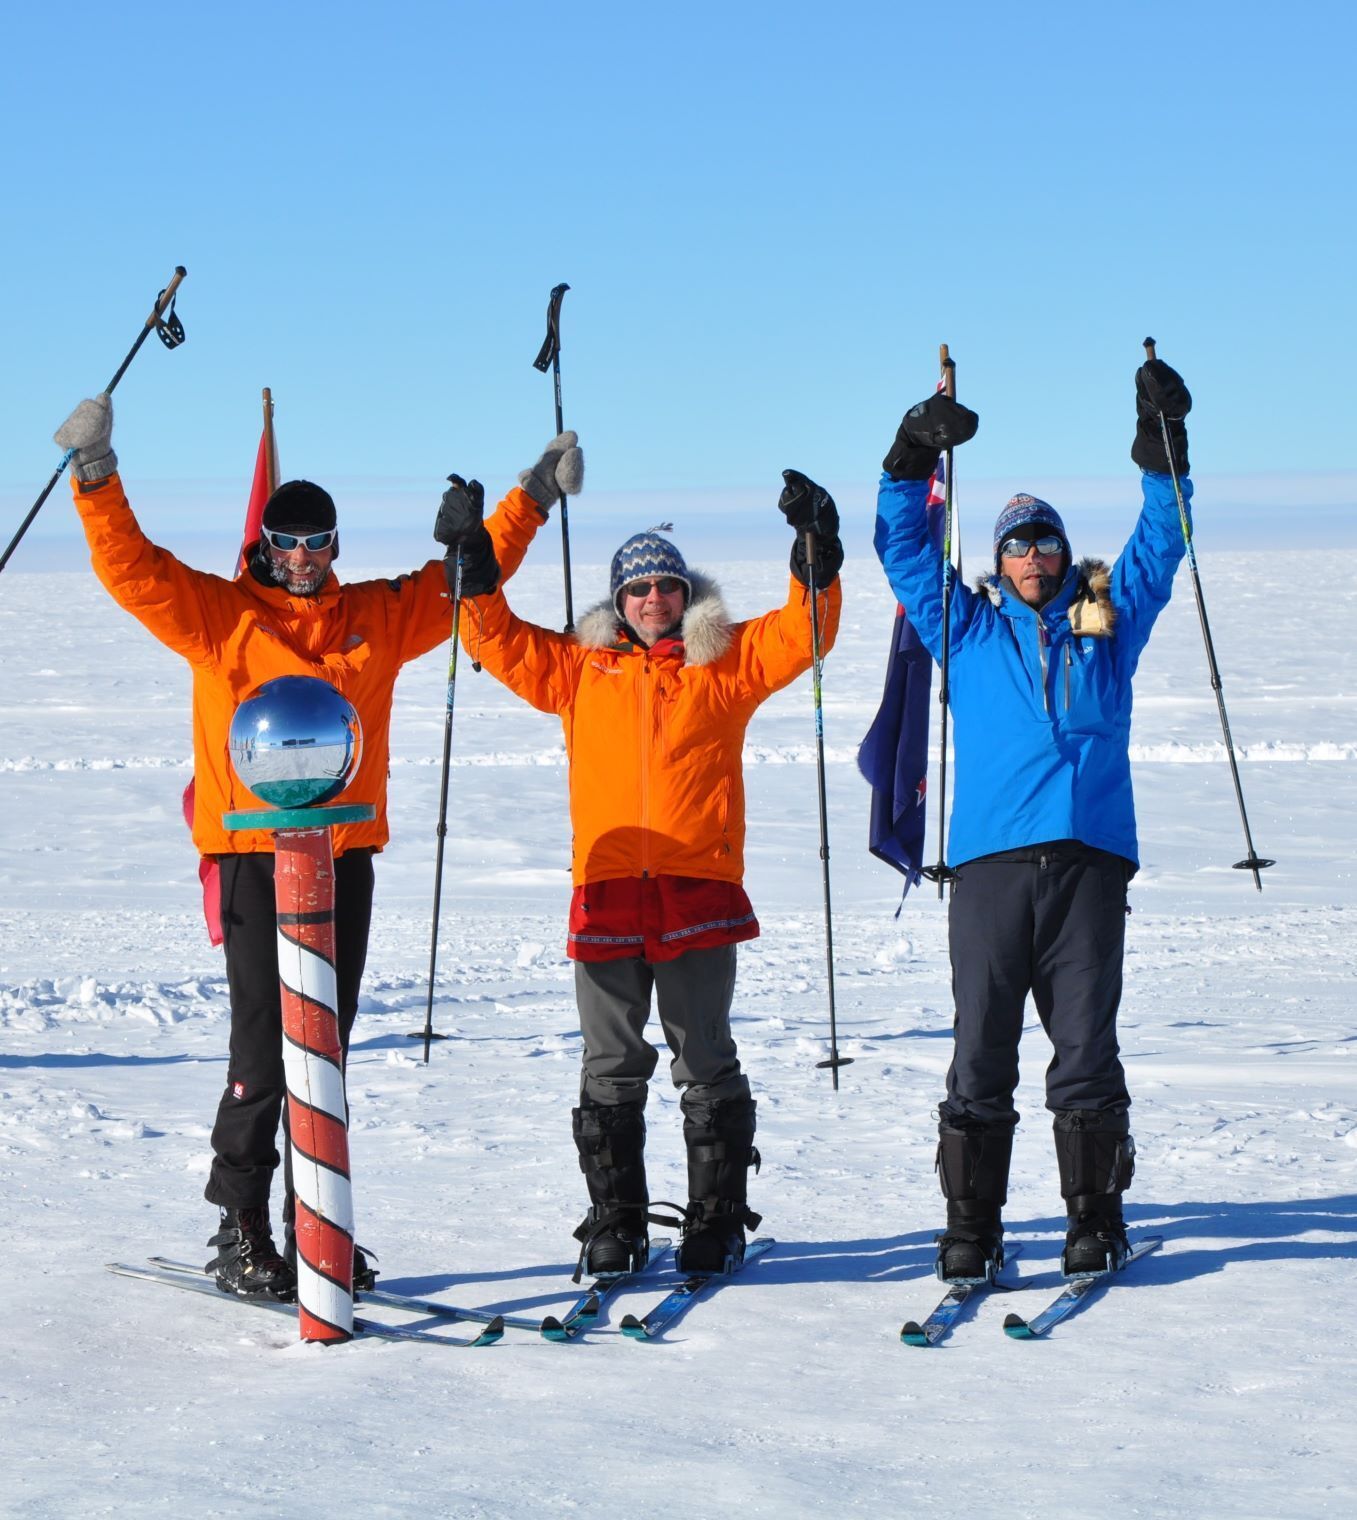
[73,473,458,856]
[459,518,842,887]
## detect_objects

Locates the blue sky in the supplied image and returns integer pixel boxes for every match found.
[1,0,1353,553]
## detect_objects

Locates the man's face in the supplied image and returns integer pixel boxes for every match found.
[265,528,336,596]
[621,576,687,647]
[999,533,1065,609]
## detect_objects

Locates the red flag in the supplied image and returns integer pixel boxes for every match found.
[187,391,279,945]
[236,426,274,575]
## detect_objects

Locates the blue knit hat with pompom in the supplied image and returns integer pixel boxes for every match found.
[609,529,692,615]
[992,493,1068,572]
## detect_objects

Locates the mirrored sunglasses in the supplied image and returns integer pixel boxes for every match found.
[262,527,337,553]
[999,534,1064,560]
[624,576,685,598]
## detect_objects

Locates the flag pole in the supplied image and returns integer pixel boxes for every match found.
[921,344,958,898]
[262,387,279,496]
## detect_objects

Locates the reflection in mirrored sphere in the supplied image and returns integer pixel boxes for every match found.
[228,676,362,808]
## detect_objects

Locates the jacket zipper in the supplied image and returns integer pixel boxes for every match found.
[1064,642,1072,710]
[639,655,651,877]
[1036,620,1050,714]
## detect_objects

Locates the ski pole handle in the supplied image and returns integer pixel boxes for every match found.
[1143,336,1157,362]
[148,266,187,327]
[940,343,955,398]
[105,264,188,395]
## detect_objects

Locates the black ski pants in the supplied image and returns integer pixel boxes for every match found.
[941,842,1132,1128]
[204,848,375,1210]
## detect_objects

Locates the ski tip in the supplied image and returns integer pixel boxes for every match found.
[900,1322,929,1346]
[619,1314,648,1340]
[539,1316,566,1341]
[473,1315,506,1347]
[1002,1312,1035,1339]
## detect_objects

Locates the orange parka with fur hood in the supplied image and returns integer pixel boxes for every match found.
[458,508,842,888]
[69,474,553,857]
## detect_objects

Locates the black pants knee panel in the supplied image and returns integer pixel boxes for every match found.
[936,1121,1014,1205]
[1053,1108,1135,1198]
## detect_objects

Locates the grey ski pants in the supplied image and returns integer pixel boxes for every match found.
[574,942,750,1108]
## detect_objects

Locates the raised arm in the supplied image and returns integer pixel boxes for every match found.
[1114,354,1194,660]
[437,474,583,713]
[58,397,227,665]
[730,469,844,701]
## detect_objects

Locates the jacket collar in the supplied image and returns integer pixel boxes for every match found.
[576,569,732,666]
[239,559,344,611]
[976,557,1116,632]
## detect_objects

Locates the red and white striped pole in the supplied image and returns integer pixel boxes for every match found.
[275,825,355,1343]
[225,674,373,1346]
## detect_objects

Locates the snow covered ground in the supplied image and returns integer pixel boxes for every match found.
[1,528,1354,1518]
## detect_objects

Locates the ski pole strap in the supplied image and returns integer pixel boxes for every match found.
[155,290,185,349]
[533,282,570,372]
[153,265,188,349]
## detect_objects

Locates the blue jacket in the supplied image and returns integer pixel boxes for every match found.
[873,471,1191,868]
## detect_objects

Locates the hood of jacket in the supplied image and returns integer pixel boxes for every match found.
[975,556,1117,634]
[575,568,732,665]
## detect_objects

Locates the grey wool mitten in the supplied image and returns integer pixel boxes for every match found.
[54,394,118,482]
[518,431,584,509]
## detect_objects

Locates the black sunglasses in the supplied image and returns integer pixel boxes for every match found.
[262,527,338,553]
[624,577,685,597]
[999,534,1064,560]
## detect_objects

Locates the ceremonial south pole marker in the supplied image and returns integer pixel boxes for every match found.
[226,676,374,1345]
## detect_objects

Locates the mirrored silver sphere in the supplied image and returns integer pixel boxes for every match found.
[228,676,362,808]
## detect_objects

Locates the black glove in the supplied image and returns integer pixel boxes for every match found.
[791,532,844,589]
[778,468,840,534]
[1132,358,1191,475]
[883,394,979,480]
[436,476,500,596]
[780,470,843,587]
[448,531,500,598]
[435,474,485,545]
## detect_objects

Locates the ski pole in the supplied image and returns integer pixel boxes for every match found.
[1,265,187,578]
[805,529,853,1091]
[532,282,575,632]
[1142,338,1273,890]
[920,343,958,898]
[410,552,465,1060]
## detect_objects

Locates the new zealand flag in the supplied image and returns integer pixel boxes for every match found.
[856,457,949,895]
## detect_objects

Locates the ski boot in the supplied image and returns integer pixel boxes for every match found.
[934,1119,1013,1283]
[207,1206,296,1300]
[935,1201,1005,1282]
[1053,1107,1135,1277]
[571,1101,651,1280]
[674,1095,761,1276]
[1062,1196,1131,1275]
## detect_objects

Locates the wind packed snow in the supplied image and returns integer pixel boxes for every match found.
[1,541,1353,1518]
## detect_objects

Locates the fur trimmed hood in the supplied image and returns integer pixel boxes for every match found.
[975,556,1117,637]
[575,568,733,666]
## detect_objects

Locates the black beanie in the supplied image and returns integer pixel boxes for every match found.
[262,480,336,533]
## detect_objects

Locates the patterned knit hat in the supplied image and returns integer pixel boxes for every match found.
[992,493,1068,571]
[610,530,692,615]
